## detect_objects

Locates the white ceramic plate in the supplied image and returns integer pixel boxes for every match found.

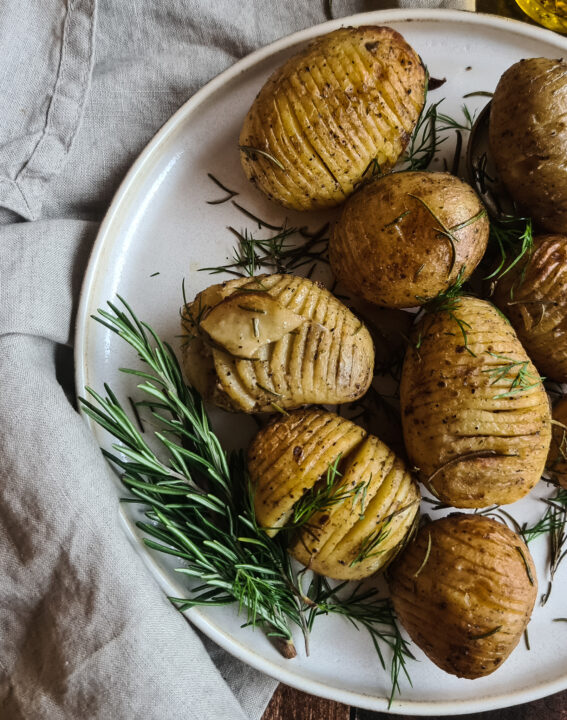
[76,10,567,715]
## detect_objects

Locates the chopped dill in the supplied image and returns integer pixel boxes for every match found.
[418,266,475,355]
[483,352,544,399]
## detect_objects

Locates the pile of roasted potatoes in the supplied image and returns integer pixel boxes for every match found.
[182,25,567,680]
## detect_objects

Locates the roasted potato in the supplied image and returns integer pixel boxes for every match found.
[329,171,489,308]
[239,26,426,211]
[489,58,567,234]
[388,514,537,679]
[248,408,420,580]
[546,397,567,489]
[400,295,551,507]
[181,274,374,412]
[493,234,567,382]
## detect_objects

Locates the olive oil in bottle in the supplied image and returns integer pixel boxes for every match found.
[514,0,567,32]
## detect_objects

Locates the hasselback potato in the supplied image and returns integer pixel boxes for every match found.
[181,274,374,412]
[329,171,489,307]
[494,234,567,382]
[489,58,567,234]
[248,409,420,580]
[400,296,551,507]
[546,397,567,489]
[239,26,426,210]
[388,514,537,679]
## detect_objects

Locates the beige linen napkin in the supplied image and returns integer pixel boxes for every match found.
[0,1,474,718]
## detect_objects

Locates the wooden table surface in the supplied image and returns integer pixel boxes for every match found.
[261,2,567,718]
[262,683,567,719]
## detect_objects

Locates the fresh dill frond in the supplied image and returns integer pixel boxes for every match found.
[521,489,567,605]
[305,576,414,708]
[437,104,477,132]
[485,216,534,285]
[402,98,444,171]
[289,455,344,528]
[351,524,392,566]
[483,352,544,399]
[418,267,475,355]
[402,94,476,171]
[200,204,329,277]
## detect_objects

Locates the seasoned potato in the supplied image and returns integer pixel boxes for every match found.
[329,171,489,308]
[181,274,374,412]
[546,397,567,489]
[400,296,551,507]
[239,26,425,211]
[388,514,537,679]
[493,234,567,382]
[248,409,420,580]
[489,58,567,233]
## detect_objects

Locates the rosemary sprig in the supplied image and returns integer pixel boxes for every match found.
[81,297,413,700]
[483,352,544,399]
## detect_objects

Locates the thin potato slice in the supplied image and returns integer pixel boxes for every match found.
[389,514,537,679]
[400,296,551,507]
[200,291,306,358]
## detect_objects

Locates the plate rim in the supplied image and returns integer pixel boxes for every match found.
[75,8,567,715]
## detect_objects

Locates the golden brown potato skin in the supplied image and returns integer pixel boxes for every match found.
[329,171,489,308]
[248,409,420,580]
[181,274,374,412]
[400,296,551,507]
[494,234,567,382]
[388,514,537,679]
[489,58,567,234]
[239,26,425,211]
[547,397,567,489]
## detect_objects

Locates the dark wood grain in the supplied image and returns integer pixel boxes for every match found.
[262,684,351,720]
[355,689,567,719]
[263,685,567,720]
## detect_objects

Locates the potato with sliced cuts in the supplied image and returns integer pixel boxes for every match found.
[248,408,420,580]
[181,274,374,412]
[489,58,567,234]
[239,26,426,210]
[493,234,567,382]
[388,514,537,679]
[546,397,567,489]
[400,295,551,507]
